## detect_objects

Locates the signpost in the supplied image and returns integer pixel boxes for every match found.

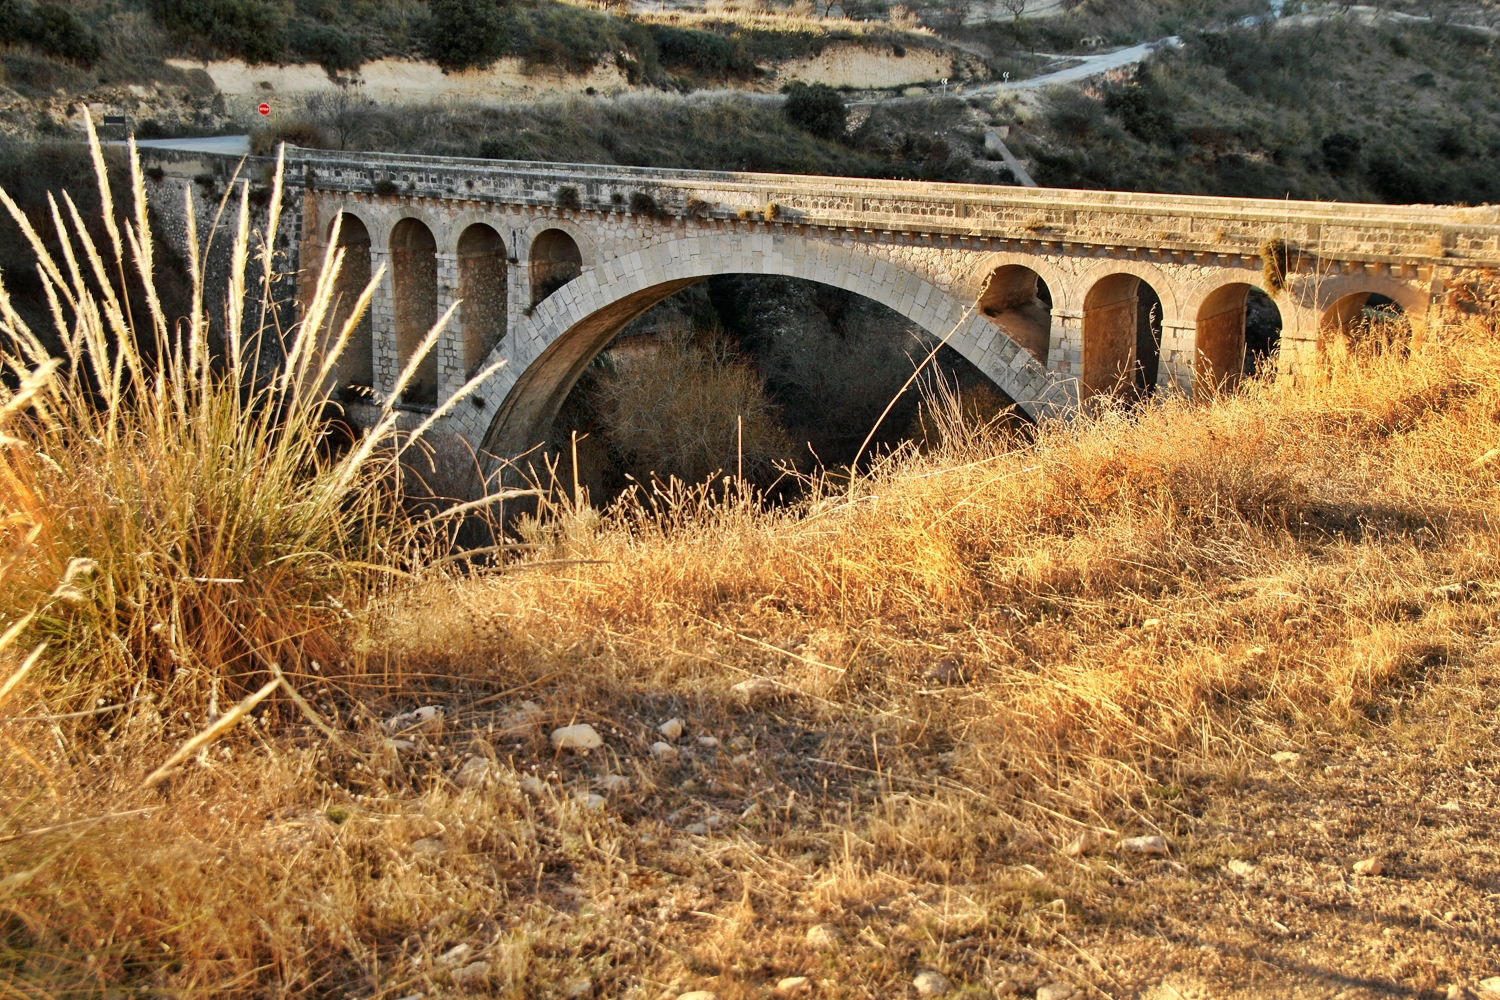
[258,103,270,116]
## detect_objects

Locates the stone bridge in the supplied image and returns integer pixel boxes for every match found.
[145,145,1500,469]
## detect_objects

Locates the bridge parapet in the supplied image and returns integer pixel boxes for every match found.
[290,147,1500,268]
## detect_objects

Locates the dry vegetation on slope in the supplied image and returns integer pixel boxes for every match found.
[2,147,1500,999]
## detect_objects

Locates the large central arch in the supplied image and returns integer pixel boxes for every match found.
[477,232,1073,460]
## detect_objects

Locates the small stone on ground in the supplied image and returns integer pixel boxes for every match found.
[1119,835,1170,855]
[805,923,842,949]
[912,969,951,996]
[550,724,602,750]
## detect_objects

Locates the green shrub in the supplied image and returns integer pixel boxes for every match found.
[427,0,508,71]
[1321,133,1361,175]
[511,3,620,74]
[1365,153,1428,204]
[153,0,289,64]
[26,2,99,65]
[290,19,362,72]
[1102,68,1175,145]
[0,0,101,66]
[650,24,756,79]
[555,185,581,210]
[781,81,846,142]
[0,0,23,42]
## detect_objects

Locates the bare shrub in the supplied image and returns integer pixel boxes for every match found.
[589,326,792,487]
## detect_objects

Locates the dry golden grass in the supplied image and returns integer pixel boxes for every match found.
[3,135,1500,999]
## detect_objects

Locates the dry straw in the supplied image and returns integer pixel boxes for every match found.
[0,111,502,725]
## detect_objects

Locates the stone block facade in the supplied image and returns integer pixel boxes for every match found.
[139,144,1500,478]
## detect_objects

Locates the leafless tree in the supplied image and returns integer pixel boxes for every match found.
[1001,0,1026,21]
[303,88,377,152]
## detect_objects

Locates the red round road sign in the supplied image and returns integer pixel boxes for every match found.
[257,102,270,116]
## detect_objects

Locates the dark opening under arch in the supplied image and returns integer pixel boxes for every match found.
[1321,291,1410,355]
[1082,273,1162,400]
[390,217,438,405]
[530,229,582,306]
[328,212,372,394]
[978,264,1052,365]
[457,223,507,376]
[1196,283,1283,390]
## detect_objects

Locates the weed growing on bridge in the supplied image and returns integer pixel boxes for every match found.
[4,129,1500,998]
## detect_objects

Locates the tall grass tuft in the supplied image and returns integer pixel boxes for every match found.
[0,114,498,722]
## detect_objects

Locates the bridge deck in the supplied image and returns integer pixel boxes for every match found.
[280,145,1500,268]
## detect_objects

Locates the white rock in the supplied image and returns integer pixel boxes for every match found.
[697,736,720,748]
[651,741,679,761]
[775,976,811,996]
[1271,751,1301,765]
[1438,800,1464,813]
[993,982,1019,996]
[658,718,685,740]
[450,960,490,988]
[519,775,546,796]
[454,756,493,788]
[805,923,842,949]
[1063,833,1093,857]
[599,774,630,793]
[683,822,710,835]
[550,724,602,751]
[1119,835,1170,855]
[410,837,445,858]
[1476,977,1500,998]
[577,793,607,811]
[383,738,416,751]
[1036,985,1076,1000]
[1353,857,1384,876]
[385,705,443,733]
[676,993,718,1000]
[731,754,751,766]
[436,943,472,968]
[565,977,593,998]
[912,970,951,996]
[1227,859,1259,878]
[731,678,784,704]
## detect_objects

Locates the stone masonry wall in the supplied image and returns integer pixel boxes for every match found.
[139,144,1500,486]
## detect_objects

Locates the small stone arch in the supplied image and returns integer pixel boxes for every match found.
[326,211,373,391]
[457,223,507,376]
[1194,282,1284,390]
[1321,290,1411,353]
[1307,275,1427,344]
[977,262,1055,364]
[1081,270,1167,400]
[368,204,447,255]
[476,233,1073,460]
[530,229,583,306]
[390,216,439,405]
